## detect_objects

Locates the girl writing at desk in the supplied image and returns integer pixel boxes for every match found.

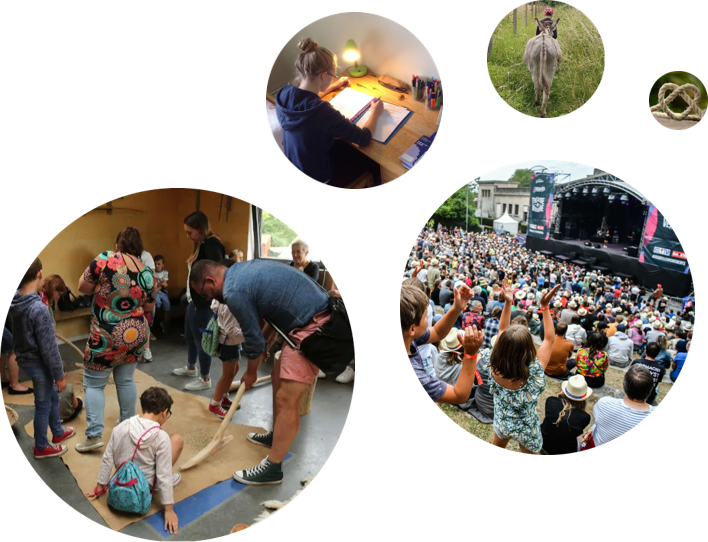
[276,38,383,188]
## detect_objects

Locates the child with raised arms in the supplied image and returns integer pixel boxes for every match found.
[401,278,483,404]
[489,281,560,454]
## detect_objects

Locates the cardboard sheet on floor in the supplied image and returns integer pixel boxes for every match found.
[2,378,37,406]
[24,369,268,532]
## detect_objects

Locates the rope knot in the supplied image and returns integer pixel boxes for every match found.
[650,83,704,121]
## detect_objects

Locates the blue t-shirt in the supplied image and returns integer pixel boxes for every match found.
[409,329,447,402]
[671,352,687,381]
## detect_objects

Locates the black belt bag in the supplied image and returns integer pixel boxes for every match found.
[267,296,354,375]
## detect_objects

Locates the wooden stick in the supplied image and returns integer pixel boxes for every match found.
[55,332,85,360]
[179,382,246,470]
[229,374,271,392]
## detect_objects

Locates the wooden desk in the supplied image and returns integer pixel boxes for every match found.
[322,69,440,184]
[53,307,92,322]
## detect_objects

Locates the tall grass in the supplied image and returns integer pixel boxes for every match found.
[488,3,605,118]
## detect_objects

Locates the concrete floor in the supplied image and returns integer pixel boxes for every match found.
[8,326,353,539]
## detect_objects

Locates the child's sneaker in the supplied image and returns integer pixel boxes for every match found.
[317,369,326,379]
[335,366,355,384]
[141,348,153,363]
[34,443,68,460]
[173,366,197,377]
[208,403,228,419]
[221,394,232,409]
[51,426,76,445]
[246,430,273,448]
[173,473,181,487]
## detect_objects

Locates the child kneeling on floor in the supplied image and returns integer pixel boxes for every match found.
[87,387,183,534]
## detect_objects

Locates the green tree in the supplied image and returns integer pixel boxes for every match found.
[509,168,533,187]
[262,212,298,247]
[431,185,479,229]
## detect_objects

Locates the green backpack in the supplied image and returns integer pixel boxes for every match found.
[201,314,221,356]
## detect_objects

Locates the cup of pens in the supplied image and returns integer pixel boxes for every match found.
[412,75,442,109]
[426,79,442,110]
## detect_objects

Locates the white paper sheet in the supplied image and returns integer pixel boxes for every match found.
[327,87,375,120]
[355,101,411,143]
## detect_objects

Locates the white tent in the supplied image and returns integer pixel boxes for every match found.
[493,212,519,236]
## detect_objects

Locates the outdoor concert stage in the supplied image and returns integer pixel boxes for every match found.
[560,239,633,258]
[525,235,692,297]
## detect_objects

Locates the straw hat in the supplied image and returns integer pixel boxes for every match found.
[554,301,562,308]
[653,320,662,329]
[605,303,613,309]
[532,313,540,321]
[561,375,593,401]
[666,321,675,331]
[440,328,463,353]
[569,301,577,309]
[684,323,693,331]
[578,308,587,316]
[515,290,526,300]
[634,319,643,328]
[490,334,499,347]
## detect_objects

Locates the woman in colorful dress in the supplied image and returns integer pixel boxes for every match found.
[75,227,156,453]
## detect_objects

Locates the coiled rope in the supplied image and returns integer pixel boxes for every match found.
[650,83,704,121]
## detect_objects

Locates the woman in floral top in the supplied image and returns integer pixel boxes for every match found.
[574,332,609,388]
[75,227,156,453]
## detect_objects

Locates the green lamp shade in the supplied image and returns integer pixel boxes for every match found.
[343,39,367,77]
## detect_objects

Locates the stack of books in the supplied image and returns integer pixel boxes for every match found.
[400,132,437,169]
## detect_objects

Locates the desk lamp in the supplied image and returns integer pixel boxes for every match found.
[343,39,367,77]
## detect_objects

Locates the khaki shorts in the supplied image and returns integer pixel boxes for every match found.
[279,310,330,384]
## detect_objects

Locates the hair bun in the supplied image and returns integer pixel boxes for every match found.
[298,38,318,53]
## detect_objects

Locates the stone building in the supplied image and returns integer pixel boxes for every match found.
[475,179,531,225]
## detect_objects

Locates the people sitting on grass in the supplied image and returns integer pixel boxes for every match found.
[583,365,655,449]
[482,306,501,348]
[631,342,666,406]
[606,326,633,368]
[565,314,586,350]
[569,332,609,388]
[671,340,689,382]
[545,322,575,379]
[541,374,592,455]
[434,328,465,386]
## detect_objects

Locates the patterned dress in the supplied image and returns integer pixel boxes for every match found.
[489,358,546,452]
[82,251,156,370]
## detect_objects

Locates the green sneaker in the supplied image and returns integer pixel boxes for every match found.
[233,457,283,486]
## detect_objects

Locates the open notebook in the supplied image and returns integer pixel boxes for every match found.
[328,87,412,144]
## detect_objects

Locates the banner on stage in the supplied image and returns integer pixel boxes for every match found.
[517,234,527,246]
[639,204,690,274]
[527,173,555,240]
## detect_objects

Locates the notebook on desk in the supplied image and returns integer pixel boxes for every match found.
[355,101,412,144]
[328,87,376,121]
[328,87,412,144]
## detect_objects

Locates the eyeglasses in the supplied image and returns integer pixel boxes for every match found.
[167,409,172,419]
[325,66,343,78]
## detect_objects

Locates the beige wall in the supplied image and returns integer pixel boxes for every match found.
[37,188,250,338]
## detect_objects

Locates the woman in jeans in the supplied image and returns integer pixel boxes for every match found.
[172,211,226,390]
[75,227,156,452]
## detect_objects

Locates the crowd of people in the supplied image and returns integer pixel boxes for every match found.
[401,225,694,454]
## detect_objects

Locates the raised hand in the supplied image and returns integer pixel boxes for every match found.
[453,284,472,310]
[458,325,483,356]
[501,280,514,304]
[540,284,561,307]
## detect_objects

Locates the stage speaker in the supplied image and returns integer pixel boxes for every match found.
[594,244,602,249]
[552,232,563,240]
[627,246,638,257]
[565,222,577,239]
[584,242,592,247]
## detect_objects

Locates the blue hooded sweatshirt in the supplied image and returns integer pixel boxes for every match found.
[276,84,372,183]
[9,291,65,382]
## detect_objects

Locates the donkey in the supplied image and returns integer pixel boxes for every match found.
[523,18,562,117]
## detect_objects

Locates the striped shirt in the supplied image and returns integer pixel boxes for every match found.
[592,397,655,446]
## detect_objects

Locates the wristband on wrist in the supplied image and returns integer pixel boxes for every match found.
[463,354,478,360]
[538,306,549,311]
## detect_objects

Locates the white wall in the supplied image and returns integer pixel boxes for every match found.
[267,12,439,93]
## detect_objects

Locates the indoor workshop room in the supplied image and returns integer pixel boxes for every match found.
[2,188,354,539]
